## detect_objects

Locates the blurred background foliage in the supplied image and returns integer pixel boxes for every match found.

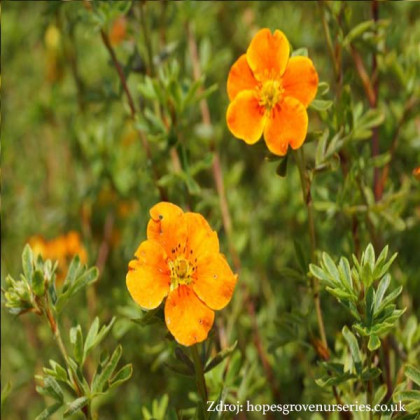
[1,1,420,419]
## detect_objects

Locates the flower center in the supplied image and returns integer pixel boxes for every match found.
[169,256,194,288]
[259,80,283,111]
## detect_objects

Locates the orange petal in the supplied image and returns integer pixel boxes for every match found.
[227,54,258,101]
[226,90,265,144]
[126,240,170,309]
[246,29,290,81]
[282,56,319,108]
[147,202,187,256]
[193,254,237,310]
[184,212,219,261]
[164,285,214,346]
[264,97,308,156]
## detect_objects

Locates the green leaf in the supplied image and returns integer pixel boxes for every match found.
[363,244,376,270]
[373,384,387,407]
[63,397,89,418]
[342,326,362,374]
[92,345,122,393]
[83,317,115,362]
[355,109,385,136]
[318,81,330,96]
[368,334,381,351]
[175,347,195,372]
[69,267,99,297]
[309,264,335,288]
[315,129,329,166]
[310,99,333,111]
[322,253,340,282]
[374,274,391,313]
[375,252,398,280]
[315,372,356,387]
[406,400,420,414]
[163,361,194,377]
[376,246,389,267]
[55,267,99,312]
[43,377,64,402]
[84,317,99,357]
[32,270,45,297]
[291,47,308,57]
[343,20,375,46]
[35,403,62,420]
[62,256,82,290]
[109,364,133,389]
[376,286,403,313]
[70,325,84,364]
[405,365,420,387]
[326,286,355,301]
[22,244,34,284]
[396,391,420,401]
[44,360,68,383]
[204,341,238,373]
[1,382,12,409]
[361,367,381,381]
[338,257,353,292]
[366,286,375,327]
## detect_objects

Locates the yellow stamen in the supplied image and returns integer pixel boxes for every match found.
[259,80,283,111]
[169,256,194,289]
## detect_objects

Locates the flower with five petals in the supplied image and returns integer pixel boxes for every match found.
[226,28,319,156]
[126,202,237,346]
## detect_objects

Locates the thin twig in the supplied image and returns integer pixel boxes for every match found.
[99,27,168,201]
[377,96,418,199]
[138,1,155,76]
[100,29,137,116]
[350,46,376,107]
[294,149,328,349]
[371,0,380,202]
[318,1,339,81]
[190,345,208,403]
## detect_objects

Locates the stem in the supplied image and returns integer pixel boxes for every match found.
[366,344,374,420]
[45,307,92,419]
[100,29,136,117]
[45,307,69,363]
[371,0,380,202]
[190,345,208,403]
[318,1,339,81]
[378,97,417,199]
[293,149,328,350]
[97,16,168,201]
[139,1,155,76]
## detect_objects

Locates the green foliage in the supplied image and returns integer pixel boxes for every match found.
[2,1,420,419]
[310,244,404,351]
[4,246,98,316]
[3,247,131,419]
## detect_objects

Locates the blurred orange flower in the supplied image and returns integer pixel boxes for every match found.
[226,28,318,156]
[413,166,420,180]
[127,202,237,346]
[109,16,127,46]
[28,231,88,281]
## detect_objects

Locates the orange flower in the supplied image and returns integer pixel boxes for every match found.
[109,16,127,46]
[28,231,88,281]
[226,28,319,156]
[126,202,237,346]
[413,166,420,180]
